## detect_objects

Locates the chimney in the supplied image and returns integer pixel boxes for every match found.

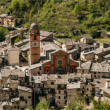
[106,81,109,89]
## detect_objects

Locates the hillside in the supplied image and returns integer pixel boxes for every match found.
[1,0,110,41]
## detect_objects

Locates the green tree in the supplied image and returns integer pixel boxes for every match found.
[35,98,50,110]
[65,92,87,110]
[20,1,27,11]
[11,0,20,10]
[74,36,80,42]
[73,4,80,15]
[0,27,9,42]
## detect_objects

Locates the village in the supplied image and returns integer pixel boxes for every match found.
[0,14,110,110]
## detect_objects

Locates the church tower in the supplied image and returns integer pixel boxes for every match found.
[29,23,40,65]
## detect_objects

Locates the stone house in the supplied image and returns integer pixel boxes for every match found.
[90,63,110,79]
[67,82,80,105]
[67,49,77,60]
[0,14,17,27]
[80,36,93,44]
[40,30,53,41]
[8,47,20,65]
[18,86,33,110]
[94,47,110,63]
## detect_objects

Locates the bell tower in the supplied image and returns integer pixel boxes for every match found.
[29,23,40,65]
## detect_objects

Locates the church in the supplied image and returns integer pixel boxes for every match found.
[28,23,78,75]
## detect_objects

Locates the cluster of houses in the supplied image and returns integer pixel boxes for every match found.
[0,14,17,27]
[0,22,110,109]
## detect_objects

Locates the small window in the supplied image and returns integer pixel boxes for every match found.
[58,96,60,99]
[38,72,40,75]
[39,68,41,70]
[94,75,96,78]
[27,83,29,85]
[94,72,96,74]
[47,69,49,72]
[83,86,84,89]
[87,88,89,91]
[59,91,60,94]
[51,82,54,85]
[34,35,36,40]
[98,75,100,78]
[28,96,31,99]
[59,102,60,104]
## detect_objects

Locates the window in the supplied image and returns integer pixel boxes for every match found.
[71,68,74,73]
[98,75,100,78]
[38,72,40,75]
[47,69,49,72]
[58,96,60,99]
[26,101,27,104]
[83,86,84,89]
[87,88,89,91]
[58,85,61,89]
[28,96,31,99]
[20,96,24,100]
[59,91,60,94]
[27,83,29,85]
[39,68,41,70]
[94,75,96,78]
[59,102,60,104]
[34,35,36,40]
[51,82,54,85]
[94,72,96,74]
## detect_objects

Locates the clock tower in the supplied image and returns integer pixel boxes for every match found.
[29,23,40,65]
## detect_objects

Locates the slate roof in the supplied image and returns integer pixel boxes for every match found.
[55,79,69,84]
[30,63,42,70]
[40,30,53,37]
[18,86,33,92]
[43,43,60,51]
[77,61,92,70]
[67,82,80,89]
[10,69,25,77]
[1,69,11,77]
[103,54,110,58]
[91,63,110,72]
[80,35,93,40]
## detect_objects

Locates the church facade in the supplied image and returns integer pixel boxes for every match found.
[42,50,78,75]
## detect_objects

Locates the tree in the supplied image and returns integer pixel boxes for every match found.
[11,0,20,10]
[35,98,50,110]
[65,92,87,110]
[74,36,80,42]
[20,1,27,11]
[73,4,80,15]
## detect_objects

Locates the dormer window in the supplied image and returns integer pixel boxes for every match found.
[34,35,36,40]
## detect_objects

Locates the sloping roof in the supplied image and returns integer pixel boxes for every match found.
[55,79,69,84]
[18,86,33,92]
[47,74,58,80]
[103,54,110,58]
[43,43,60,51]
[30,63,42,70]
[7,78,20,83]
[1,69,11,77]
[40,30,53,37]
[80,35,93,40]
[10,69,25,77]
[91,63,110,72]
[67,49,77,53]
[67,82,80,89]
[79,44,95,50]
[77,61,92,70]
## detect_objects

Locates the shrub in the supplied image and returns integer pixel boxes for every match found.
[106,26,110,31]
[74,36,80,42]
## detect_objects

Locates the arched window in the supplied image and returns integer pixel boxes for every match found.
[71,67,74,73]
[34,35,36,40]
